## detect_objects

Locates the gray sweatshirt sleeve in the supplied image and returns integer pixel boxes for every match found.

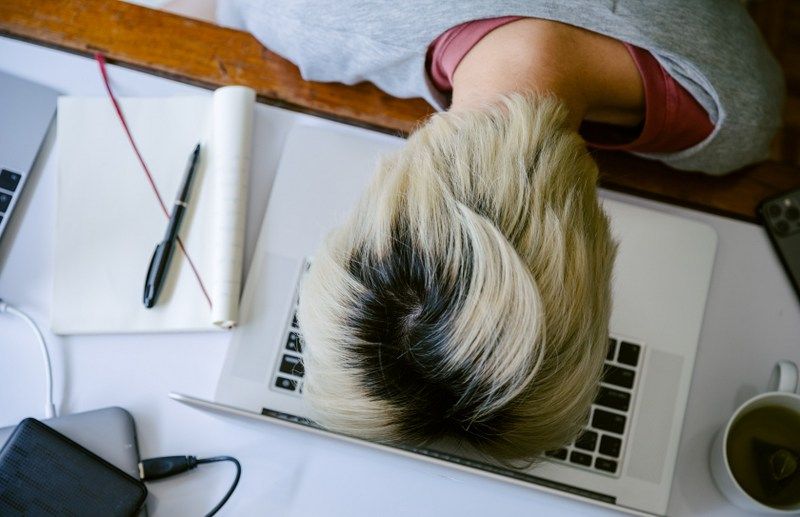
[214,0,785,175]
[631,2,785,175]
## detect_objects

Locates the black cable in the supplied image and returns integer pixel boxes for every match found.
[138,455,241,516]
[196,456,241,517]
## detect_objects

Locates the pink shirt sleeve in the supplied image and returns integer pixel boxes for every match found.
[427,18,714,154]
[427,16,523,93]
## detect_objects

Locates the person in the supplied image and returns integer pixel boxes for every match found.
[187,1,784,460]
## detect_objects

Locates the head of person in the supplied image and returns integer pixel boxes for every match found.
[297,94,616,460]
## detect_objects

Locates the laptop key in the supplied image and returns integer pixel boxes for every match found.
[592,409,626,434]
[279,354,305,377]
[606,338,617,361]
[617,342,641,366]
[596,386,631,412]
[0,169,21,192]
[0,192,11,212]
[569,451,592,467]
[286,331,302,353]
[595,458,618,473]
[603,364,635,389]
[574,430,598,452]
[599,435,622,457]
[545,448,568,460]
[275,376,297,391]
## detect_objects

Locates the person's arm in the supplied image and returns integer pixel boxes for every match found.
[452,18,644,130]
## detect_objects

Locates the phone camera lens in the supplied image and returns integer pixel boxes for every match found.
[785,206,799,221]
[775,220,791,235]
[768,203,783,218]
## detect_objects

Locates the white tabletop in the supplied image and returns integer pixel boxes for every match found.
[1,37,798,516]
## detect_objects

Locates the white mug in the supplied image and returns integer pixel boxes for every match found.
[710,360,800,514]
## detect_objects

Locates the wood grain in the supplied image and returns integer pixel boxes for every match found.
[1,0,798,222]
[749,0,800,168]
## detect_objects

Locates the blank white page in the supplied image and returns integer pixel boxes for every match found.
[53,96,217,334]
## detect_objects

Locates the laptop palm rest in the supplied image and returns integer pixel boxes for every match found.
[625,350,684,484]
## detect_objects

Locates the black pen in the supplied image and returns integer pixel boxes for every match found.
[143,143,202,308]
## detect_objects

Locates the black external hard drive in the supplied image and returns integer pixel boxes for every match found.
[0,417,147,516]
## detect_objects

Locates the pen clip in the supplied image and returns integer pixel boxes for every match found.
[143,242,163,308]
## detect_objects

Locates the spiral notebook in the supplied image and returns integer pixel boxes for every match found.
[52,87,254,334]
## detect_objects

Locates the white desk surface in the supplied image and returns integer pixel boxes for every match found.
[1,37,799,517]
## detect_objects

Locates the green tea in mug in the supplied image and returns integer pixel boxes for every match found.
[726,405,800,508]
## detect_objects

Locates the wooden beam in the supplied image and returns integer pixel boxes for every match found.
[0,0,434,133]
[2,0,798,222]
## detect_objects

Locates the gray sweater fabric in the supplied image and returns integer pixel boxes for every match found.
[218,1,784,175]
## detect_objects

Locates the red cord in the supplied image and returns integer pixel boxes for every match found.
[95,53,213,309]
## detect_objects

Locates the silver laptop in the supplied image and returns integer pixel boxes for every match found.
[172,119,717,516]
[0,70,59,243]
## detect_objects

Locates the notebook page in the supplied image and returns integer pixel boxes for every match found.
[53,96,217,334]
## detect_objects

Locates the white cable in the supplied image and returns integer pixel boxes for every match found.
[0,299,56,418]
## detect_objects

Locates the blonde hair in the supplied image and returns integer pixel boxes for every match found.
[297,94,616,460]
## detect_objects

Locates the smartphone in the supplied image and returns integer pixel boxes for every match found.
[759,188,800,302]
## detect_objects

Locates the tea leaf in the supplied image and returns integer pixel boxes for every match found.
[770,449,797,481]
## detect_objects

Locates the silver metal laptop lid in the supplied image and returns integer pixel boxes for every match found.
[0,70,59,175]
[0,70,59,243]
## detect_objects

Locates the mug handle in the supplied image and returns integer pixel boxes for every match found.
[767,360,799,393]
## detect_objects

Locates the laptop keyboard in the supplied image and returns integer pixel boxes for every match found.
[0,169,22,229]
[544,336,644,477]
[271,311,643,478]
[272,306,305,395]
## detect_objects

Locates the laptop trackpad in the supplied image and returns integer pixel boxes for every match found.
[625,350,684,484]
